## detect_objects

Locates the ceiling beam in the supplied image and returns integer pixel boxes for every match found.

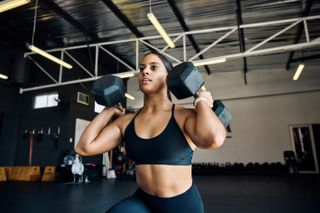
[39,0,135,69]
[39,0,98,41]
[290,53,320,63]
[0,11,63,49]
[100,0,144,38]
[0,24,26,49]
[285,0,314,70]
[236,0,248,85]
[100,0,155,53]
[167,0,211,75]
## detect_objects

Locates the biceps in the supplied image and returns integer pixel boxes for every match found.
[87,124,122,155]
[184,115,198,142]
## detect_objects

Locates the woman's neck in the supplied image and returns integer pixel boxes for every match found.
[143,94,172,113]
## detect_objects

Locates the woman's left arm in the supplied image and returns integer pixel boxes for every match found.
[184,91,226,149]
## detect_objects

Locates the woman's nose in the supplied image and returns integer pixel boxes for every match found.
[142,67,150,75]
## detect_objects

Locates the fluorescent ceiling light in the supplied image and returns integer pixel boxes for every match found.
[125,93,135,100]
[147,12,175,48]
[28,45,73,69]
[0,73,8,80]
[193,58,227,67]
[293,63,304,81]
[112,71,137,79]
[0,0,30,13]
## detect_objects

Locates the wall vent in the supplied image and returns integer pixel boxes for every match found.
[77,92,89,106]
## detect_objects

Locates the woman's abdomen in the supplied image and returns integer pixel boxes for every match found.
[135,164,193,198]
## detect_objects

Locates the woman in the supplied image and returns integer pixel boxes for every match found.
[75,51,226,213]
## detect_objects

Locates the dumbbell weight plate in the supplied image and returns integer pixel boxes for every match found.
[92,75,126,107]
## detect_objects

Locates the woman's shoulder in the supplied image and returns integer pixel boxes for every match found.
[174,104,195,119]
[174,104,194,112]
[117,110,137,123]
[114,109,138,131]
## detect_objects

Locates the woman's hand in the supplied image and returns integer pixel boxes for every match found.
[185,90,226,149]
[102,104,126,117]
[194,91,214,108]
[111,104,126,117]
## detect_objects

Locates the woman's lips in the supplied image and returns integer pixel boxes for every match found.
[142,78,152,83]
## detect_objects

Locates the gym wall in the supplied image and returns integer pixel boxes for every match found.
[0,83,20,165]
[126,64,320,164]
[195,91,320,164]
[0,82,101,166]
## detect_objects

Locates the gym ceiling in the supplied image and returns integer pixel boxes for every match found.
[0,0,320,89]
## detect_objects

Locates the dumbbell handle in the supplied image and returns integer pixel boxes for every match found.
[192,85,208,99]
[193,86,231,128]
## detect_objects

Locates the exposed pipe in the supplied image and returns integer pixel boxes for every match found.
[285,0,314,70]
[167,0,212,75]
[236,0,248,85]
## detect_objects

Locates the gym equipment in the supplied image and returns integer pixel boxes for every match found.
[41,166,56,182]
[71,154,84,176]
[92,75,126,107]
[167,62,205,99]
[283,151,298,174]
[0,167,7,181]
[212,100,232,128]
[28,130,34,166]
[71,154,85,183]
[167,62,232,127]
[5,166,41,181]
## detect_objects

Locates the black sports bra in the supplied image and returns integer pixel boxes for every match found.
[124,104,193,165]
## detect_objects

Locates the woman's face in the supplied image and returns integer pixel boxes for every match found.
[138,54,168,94]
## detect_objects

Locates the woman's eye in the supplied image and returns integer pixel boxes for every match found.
[151,65,157,71]
[139,66,144,72]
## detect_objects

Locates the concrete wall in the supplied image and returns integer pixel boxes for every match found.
[126,63,320,164]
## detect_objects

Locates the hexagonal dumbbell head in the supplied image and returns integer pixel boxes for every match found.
[167,62,205,99]
[213,100,232,128]
[92,75,126,107]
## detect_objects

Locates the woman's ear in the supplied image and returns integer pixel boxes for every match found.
[165,72,169,84]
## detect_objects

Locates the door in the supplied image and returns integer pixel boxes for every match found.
[290,125,319,173]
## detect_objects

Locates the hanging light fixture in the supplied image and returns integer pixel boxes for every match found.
[125,93,135,100]
[112,71,136,79]
[0,73,9,80]
[147,0,175,48]
[192,58,227,67]
[293,63,305,81]
[27,0,72,69]
[28,45,72,69]
[293,51,305,81]
[0,0,30,13]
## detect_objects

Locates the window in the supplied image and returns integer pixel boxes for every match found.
[34,92,59,109]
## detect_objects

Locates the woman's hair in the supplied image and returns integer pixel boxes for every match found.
[144,51,173,73]
[143,51,173,101]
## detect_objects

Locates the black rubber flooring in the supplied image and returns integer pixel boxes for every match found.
[0,174,319,213]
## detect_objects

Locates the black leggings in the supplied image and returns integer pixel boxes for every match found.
[106,184,204,213]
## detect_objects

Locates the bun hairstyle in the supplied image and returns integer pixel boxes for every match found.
[143,51,173,101]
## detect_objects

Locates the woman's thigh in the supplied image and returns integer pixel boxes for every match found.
[139,184,204,213]
[106,190,152,213]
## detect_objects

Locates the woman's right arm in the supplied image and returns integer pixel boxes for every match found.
[75,107,125,156]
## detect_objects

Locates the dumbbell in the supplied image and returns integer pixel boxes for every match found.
[167,62,232,128]
[92,75,126,107]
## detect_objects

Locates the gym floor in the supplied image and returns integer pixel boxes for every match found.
[0,174,319,213]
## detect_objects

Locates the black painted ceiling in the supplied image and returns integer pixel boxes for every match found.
[0,0,320,85]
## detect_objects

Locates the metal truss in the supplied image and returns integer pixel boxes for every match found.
[21,15,320,93]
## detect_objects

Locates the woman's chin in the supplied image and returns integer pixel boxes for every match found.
[139,84,152,92]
